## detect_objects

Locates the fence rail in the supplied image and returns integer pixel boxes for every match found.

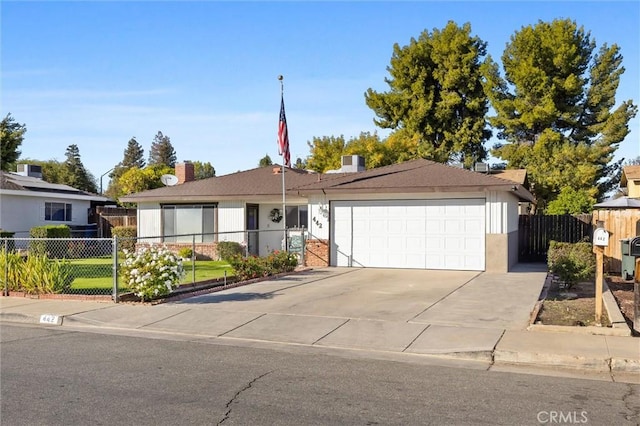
[1,228,306,302]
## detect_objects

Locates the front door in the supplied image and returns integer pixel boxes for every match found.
[246,204,259,256]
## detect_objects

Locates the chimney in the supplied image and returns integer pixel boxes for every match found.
[175,161,195,184]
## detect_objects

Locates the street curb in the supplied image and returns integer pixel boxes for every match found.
[493,349,611,372]
[0,312,40,325]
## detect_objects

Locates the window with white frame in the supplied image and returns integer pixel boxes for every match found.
[285,205,308,229]
[162,204,216,242]
[45,202,72,222]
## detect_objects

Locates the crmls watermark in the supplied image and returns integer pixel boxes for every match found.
[537,411,589,424]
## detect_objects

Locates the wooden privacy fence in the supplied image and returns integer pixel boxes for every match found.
[518,214,592,262]
[95,207,137,238]
[592,209,640,273]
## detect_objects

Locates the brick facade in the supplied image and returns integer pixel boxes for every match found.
[304,239,329,267]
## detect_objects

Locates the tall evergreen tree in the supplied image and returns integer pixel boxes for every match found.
[121,137,145,169]
[365,21,491,167]
[148,131,177,168]
[192,161,215,179]
[258,154,273,167]
[484,18,637,211]
[0,114,27,171]
[63,144,97,193]
[107,137,146,197]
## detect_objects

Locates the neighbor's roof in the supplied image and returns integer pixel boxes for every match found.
[120,160,535,203]
[490,169,528,186]
[0,171,110,201]
[593,196,640,209]
[119,165,323,203]
[295,159,534,201]
[621,165,640,187]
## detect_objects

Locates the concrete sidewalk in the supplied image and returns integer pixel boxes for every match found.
[1,267,638,380]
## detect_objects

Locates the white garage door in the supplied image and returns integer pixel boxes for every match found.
[331,199,485,271]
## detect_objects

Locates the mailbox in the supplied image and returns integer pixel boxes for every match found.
[630,237,640,256]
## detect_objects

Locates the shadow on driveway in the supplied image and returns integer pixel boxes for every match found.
[175,291,279,304]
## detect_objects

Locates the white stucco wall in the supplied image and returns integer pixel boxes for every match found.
[0,193,92,235]
[485,191,520,234]
[217,201,245,243]
[137,203,162,242]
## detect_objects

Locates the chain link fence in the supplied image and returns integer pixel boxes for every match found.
[1,228,306,302]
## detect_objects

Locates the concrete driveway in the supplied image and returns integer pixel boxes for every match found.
[1,266,549,361]
[175,266,545,329]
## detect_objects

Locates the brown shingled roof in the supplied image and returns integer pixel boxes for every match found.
[120,165,321,203]
[0,172,25,191]
[120,160,535,203]
[490,169,528,186]
[295,159,534,201]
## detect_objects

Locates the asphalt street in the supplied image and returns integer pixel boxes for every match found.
[2,323,638,426]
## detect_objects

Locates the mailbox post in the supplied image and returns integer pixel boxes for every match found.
[593,228,609,324]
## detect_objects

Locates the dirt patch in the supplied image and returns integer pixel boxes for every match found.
[606,276,637,332]
[536,279,611,327]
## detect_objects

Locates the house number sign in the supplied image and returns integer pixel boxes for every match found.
[593,228,609,247]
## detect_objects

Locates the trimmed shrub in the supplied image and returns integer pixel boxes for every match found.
[112,226,137,253]
[228,250,297,281]
[0,230,15,252]
[29,225,71,258]
[548,241,595,290]
[178,247,194,260]
[217,241,244,262]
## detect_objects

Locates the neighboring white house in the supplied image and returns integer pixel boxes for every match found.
[0,165,112,236]
[120,158,535,272]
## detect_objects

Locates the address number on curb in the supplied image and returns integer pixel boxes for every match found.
[39,314,61,325]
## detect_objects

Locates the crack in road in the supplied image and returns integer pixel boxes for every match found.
[217,370,274,425]
[622,383,640,424]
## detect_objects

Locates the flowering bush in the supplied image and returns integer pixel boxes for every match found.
[228,250,297,281]
[120,244,185,301]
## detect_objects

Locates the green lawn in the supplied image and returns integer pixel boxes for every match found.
[68,257,233,292]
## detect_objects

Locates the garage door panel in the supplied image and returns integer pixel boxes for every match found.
[331,199,485,271]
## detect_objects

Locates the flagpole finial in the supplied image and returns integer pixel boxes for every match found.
[278,75,284,94]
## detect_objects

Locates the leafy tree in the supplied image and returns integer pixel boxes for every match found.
[484,18,638,210]
[192,161,215,179]
[307,132,412,172]
[63,144,97,193]
[258,154,273,167]
[306,135,347,172]
[365,21,491,167]
[545,187,596,215]
[148,131,177,168]
[0,114,27,171]
[16,158,69,183]
[117,164,173,200]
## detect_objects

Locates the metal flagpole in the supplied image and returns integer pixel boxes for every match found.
[278,75,287,251]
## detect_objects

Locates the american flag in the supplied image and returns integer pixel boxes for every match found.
[278,95,291,167]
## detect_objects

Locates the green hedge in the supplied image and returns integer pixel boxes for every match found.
[112,226,137,253]
[29,225,71,258]
[217,241,244,262]
[0,230,15,252]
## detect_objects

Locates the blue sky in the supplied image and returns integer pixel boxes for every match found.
[2,1,639,184]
